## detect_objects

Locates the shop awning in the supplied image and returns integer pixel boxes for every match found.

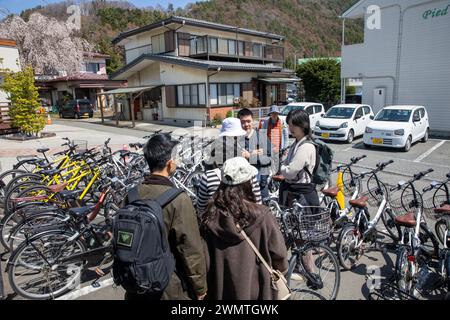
[97,85,158,95]
[258,77,301,84]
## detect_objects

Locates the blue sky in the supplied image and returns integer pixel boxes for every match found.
[0,0,203,15]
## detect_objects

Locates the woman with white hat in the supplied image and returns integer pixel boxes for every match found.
[196,117,262,216]
[201,157,287,300]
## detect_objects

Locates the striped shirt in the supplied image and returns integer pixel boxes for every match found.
[196,168,262,216]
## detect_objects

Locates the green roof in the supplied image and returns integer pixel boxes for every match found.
[297,57,341,65]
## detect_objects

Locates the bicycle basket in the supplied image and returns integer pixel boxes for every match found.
[388,187,423,213]
[72,140,88,154]
[295,207,332,242]
[422,197,441,221]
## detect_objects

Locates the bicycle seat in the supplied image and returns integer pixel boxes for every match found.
[68,205,95,219]
[322,187,339,197]
[434,204,450,214]
[395,212,417,228]
[48,182,68,193]
[37,148,50,153]
[349,196,369,208]
[59,189,82,200]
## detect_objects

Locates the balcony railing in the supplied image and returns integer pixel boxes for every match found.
[125,44,152,64]
[180,34,284,63]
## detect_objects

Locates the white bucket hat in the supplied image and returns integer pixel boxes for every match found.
[219,118,246,137]
[221,157,258,186]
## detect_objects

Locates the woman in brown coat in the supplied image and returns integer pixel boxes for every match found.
[201,157,288,300]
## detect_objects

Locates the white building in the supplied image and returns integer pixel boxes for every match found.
[110,16,298,125]
[341,0,450,135]
[0,38,22,105]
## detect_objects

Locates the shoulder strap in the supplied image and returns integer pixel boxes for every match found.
[294,138,317,179]
[127,186,140,203]
[237,223,273,274]
[155,187,184,207]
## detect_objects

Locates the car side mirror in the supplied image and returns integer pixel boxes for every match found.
[321,114,324,117]
[355,115,362,120]
[370,115,374,120]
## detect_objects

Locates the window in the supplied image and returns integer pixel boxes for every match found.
[228,40,236,55]
[219,84,227,105]
[238,41,244,56]
[183,85,191,105]
[152,33,165,54]
[0,75,4,85]
[209,37,218,54]
[355,108,364,119]
[252,43,262,57]
[191,84,198,105]
[210,84,218,105]
[363,106,371,115]
[413,110,421,121]
[419,108,426,118]
[211,83,241,106]
[305,106,314,115]
[198,84,206,105]
[314,105,323,114]
[85,63,99,73]
[177,86,184,105]
[176,84,207,107]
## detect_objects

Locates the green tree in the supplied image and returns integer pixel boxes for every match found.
[296,59,341,107]
[1,66,46,135]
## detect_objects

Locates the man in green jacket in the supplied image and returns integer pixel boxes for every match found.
[124,134,207,300]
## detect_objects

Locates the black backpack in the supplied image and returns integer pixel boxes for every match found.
[112,187,183,294]
[299,138,334,185]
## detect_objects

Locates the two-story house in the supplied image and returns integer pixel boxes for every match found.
[35,52,126,109]
[109,16,298,125]
[341,0,450,135]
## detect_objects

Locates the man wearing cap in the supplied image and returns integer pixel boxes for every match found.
[259,105,289,154]
[196,117,262,216]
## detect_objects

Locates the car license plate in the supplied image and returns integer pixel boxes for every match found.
[321,133,330,139]
[372,138,383,144]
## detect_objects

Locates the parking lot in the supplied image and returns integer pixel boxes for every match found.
[1,119,449,300]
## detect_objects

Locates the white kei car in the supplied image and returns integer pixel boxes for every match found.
[313,104,374,143]
[279,103,325,130]
[363,105,430,152]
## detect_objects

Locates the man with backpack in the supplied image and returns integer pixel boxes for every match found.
[112,134,207,300]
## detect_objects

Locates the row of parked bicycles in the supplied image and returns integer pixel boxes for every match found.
[0,132,449,300]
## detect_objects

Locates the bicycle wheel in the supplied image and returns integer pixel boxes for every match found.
[381,207,401,242]
[400,186,423,212]
[8,212,67,252]
[287,243,340,300]
[418,222,440,259]
[395,246,417,299]
[5,173,42,194]
[3,181,45,217]
[366,174,389,203]
[0,169,27,205]
[341,168,362,197]
[433,184,449,208]
[435,218,448,246]
[336,224,362,270]
[8,231,86,300]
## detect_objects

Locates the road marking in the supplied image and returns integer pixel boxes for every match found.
[414,140,446,163]
[55,278,114,300]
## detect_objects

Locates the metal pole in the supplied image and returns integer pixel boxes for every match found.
[114,95,119,126]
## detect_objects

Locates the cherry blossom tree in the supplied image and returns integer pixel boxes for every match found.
[0,13,93,76]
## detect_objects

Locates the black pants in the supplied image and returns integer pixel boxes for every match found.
[279,182,319,209]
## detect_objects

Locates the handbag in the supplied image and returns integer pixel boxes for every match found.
[237,224,291,300]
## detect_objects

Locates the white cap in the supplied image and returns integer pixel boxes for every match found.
[219,118,246,137]
[221,157,258,186]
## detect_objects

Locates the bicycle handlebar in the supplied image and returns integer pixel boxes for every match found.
[423,185,434,193]
[413,168,434,181]
[376,159,394,169]
[351,154,367,164]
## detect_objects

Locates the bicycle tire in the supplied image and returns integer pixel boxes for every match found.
[287,243,340,300]
[395,246,417,299]
[3,181,46,217]
[0,169,28,205]
[418,222,440,259]
[8,211,67,252]
[8,230,86,300]
[336,224,361,270]
[381,207,401,242]
[435,218,448,246]
[432,184,449,208]
[5,173,42,194]
[341,167,362,197]
[366,174,389,203]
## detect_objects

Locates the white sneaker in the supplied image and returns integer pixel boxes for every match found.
[290,273,305,282]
